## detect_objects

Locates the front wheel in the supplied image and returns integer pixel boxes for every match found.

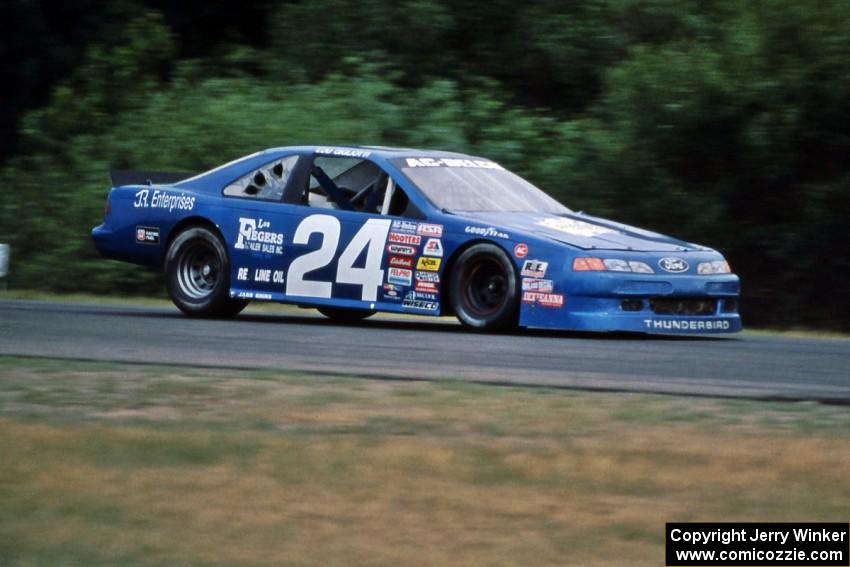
[165,226,248,318]
[449,243,519,331]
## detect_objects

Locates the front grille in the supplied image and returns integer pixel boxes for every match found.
[620,299,644,312]
[649,298,717,316]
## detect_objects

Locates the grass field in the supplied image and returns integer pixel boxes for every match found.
[0,356,848,566]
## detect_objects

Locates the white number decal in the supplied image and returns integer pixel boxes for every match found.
[286,215,391,301]
[286,215,340,298]
[337,218,392,302]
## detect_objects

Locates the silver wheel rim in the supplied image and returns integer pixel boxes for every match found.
[176,240,221,299]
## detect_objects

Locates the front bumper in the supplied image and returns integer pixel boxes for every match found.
[519,273,742,334]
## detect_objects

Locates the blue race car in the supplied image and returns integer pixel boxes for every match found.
[92,146,741,334]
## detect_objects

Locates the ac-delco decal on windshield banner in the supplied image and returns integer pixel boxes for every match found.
[404,157,504,170]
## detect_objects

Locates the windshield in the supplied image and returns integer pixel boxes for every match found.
[396,158,570,214]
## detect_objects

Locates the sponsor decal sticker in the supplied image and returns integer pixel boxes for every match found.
[536,217,614,237]
[388,267,413,286]
[464,226,509,239]
[387,243,416,256]
[236,291,273,300]
[389,255,414,269]
[644,319,731,331]
[235,217,284,255]
[402,294,439,311]
[521,259,548,278]
[405,157,504,170]
[408,290,438,301]
[417,223,443,237]
[522,291,564,308]
[416,257,441,271]
[514,243,528,258]
[388,232,421,246]
[315,146,371,158]
[423,238,443,257]
[382,283,402,300]
[391,220,418,234]
[415,271,440,283]
[658,257,689,273]
[415,281,438,293]
[522,278,553,292]
[135,226,160,245]
[250,269,285,283]
[133,189,196,212]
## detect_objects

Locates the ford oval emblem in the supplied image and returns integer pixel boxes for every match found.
[658,257,689,273]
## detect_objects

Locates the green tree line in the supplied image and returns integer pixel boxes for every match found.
[1,0,849,329]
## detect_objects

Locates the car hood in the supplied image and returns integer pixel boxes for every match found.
[455,212,706,252]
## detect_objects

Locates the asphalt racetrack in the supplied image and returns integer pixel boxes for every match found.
[1,299,848,402]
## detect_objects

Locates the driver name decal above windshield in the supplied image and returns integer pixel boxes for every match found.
[315,147,371,158]
[405,158,504,169]
[535,217,615,238]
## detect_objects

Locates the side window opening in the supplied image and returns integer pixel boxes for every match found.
[300,155,421,218]
[386,181,412,216]
[224,155,298,200]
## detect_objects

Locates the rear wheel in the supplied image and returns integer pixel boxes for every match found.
[449,243,519,330]
[316,306,374,322]
[165,226,248,318]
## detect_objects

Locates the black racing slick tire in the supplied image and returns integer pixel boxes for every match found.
[316,306,375,322]
[165,226,248,318]
[449,243,519,331]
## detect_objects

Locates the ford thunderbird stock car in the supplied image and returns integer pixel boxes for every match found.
[92,146,741,334]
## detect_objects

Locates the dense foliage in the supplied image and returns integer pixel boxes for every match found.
[2,0,849,329]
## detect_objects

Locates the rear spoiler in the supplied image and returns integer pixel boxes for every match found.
[109,170,197,186]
